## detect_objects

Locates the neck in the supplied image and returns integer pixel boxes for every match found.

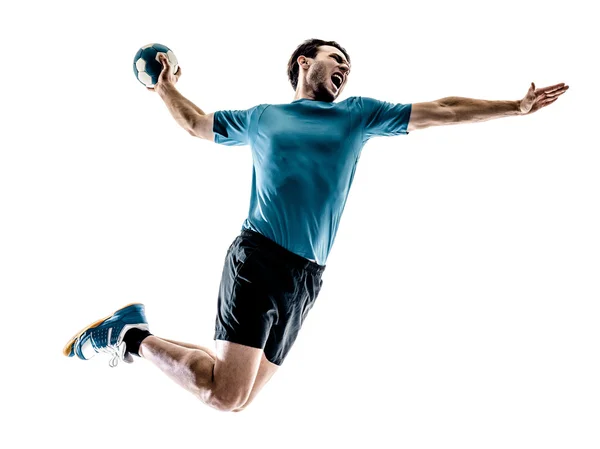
[293,88,316,101]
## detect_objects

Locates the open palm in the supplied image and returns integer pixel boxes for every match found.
[520,82,569,115]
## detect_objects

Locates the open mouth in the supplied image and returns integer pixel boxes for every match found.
[331,73,343,89]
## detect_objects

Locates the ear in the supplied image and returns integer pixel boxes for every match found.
[297,56,309,68]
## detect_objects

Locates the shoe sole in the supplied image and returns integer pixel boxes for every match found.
[62,302,142,357]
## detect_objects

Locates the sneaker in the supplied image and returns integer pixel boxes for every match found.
[63,303,149,367]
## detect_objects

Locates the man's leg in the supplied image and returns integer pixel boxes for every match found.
[63,302,279,413]
[232,352,279,412]
[139,337,263,412]
[160,338,217,358]
[147,337,279,412]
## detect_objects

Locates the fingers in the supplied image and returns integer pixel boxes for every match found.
[544,90,567,99]
[158,53,170,71]
[157,53,174,80]
[530,93,560,113]
[535,84,569,105]
[540,96,558,107]
[535,82,569,94]
[542,82,566,91]
[157,53,183,84]
[545,85,569,98]
[535,98,558,112]
[528,81,569,108]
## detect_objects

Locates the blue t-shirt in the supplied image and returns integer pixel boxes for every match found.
[213,96,412,265]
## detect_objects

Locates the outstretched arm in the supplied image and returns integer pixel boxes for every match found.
[150,53,214,141]
[407,82,569,132]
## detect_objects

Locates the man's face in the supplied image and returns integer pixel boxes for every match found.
[302,45,351,102]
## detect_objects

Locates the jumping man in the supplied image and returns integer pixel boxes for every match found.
[64,38,569,412]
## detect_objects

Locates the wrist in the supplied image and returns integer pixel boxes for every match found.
[515,99,524,116]
[156,82,177,97]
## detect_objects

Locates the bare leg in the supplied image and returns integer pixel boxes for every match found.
[160,338,217,358]
[139,337,263,412]
[147,337,278,412]
[232,352,279,412]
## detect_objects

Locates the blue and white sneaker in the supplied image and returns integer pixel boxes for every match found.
[63,303,149,367]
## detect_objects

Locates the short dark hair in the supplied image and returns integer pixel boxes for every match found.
[287,38,351,91]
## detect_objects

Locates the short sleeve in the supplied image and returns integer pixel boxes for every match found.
[213,106,261,146]
[360,97,412,140]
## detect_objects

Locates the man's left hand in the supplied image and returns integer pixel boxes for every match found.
[519,82,569,115]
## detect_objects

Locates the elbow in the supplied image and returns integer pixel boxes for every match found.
[447,107,459,124]
[432,100,458,126]
[187,114,212,140]
[186,118,202,138]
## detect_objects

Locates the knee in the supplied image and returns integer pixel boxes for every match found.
[206,389,248,412]
[231,402,249,413]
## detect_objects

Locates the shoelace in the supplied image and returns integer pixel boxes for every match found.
[98,342,127,368]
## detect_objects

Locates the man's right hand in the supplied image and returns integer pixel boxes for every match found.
[149,53,181,92]
[148,53,214,141]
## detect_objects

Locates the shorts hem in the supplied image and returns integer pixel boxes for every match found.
[214,332,265,351]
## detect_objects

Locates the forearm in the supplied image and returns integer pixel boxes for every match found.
[438,97,522,124]
[156,83,206,135]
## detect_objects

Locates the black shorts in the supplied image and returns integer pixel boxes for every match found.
[214,229,325,366]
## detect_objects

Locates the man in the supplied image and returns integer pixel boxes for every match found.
[64,38,568,413]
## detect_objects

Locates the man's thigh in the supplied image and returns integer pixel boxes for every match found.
[233,351,279,411]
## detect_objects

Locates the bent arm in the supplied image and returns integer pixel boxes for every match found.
[156,83,214,141]
[407,97,521,132]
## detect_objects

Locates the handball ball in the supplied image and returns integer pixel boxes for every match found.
[133,43,178,88]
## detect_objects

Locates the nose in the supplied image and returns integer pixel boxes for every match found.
[339,64,350,75]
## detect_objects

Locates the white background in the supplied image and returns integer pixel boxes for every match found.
[1,0,597,448]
